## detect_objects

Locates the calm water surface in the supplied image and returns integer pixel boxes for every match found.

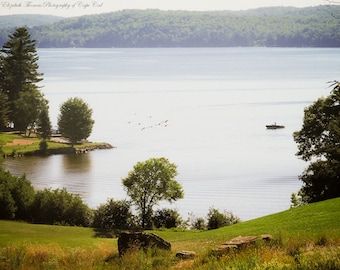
[3,48,340,220]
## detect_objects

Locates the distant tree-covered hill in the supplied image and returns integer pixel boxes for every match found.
[1,6,340,47]
[0,14,64,28]
[0,14,64,45]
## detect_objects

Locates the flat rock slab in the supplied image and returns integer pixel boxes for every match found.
[213,234,273,255]
[223,235,258,246]
[176,250,196,259]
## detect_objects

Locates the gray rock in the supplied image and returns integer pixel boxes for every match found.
[176,250,196,259]
[118,232,171,255]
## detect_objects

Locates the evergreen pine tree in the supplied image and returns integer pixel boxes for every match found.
[1,27,43,125]
[0,92,10,131]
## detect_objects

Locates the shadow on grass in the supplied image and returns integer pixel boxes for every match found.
[92,228,117,238]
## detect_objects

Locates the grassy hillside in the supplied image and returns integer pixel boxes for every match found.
[157,197,340,252]
[0,198,339,269]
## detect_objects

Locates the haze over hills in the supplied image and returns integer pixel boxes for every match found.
[0,6,340,47]
[0,14,64,28]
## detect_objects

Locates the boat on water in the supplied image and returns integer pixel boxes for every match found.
[266,123,285,129]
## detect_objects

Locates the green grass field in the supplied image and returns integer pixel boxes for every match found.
[1,198,339,269]
[0,133,23,145]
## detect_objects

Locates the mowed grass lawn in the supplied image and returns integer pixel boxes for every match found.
[1,198,339,249]
[0,221,112,248]
[0,132,68,155]
[0,198,339,269]
[0,132,110,155]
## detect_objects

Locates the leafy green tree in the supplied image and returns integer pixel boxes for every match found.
[58,97,94,146]
[122,157,184,229]
[293,81,340,203]
[152,208,182,229]
[0,27,43,125]
[92,198,134,230]
[0,169,35,220]
[191,217,206,230]
[290,191,305,208]
[206,207,240,230]
[188,212,207,230]
[13,89,49,136]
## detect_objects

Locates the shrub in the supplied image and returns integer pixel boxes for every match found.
[206,207,240,230]
[152,208,182,229]
[31,188,91,226]
[92,198,134,230]
[39,140,48,154]
[187,212,207,230]
[192,217,207,230]
[0,170,35,220]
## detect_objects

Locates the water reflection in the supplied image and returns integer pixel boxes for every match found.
[62,153,91,173]
[2,154,93,199]
[57,154,93,198]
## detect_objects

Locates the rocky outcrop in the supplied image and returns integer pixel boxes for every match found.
[213,234,272,255]
[74,143,114,153]
[118,232,171,255]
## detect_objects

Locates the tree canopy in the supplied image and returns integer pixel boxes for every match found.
[0,170,35,220]
[92,199,134,230]
[13,89,49,136]
[58,97,94,146]
[293,81,340,203]
[122,157,184,229]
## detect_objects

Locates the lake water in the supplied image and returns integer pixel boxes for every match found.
[3,48,340,221]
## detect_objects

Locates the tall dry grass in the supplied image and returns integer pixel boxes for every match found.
[0,242,115,270]
[1,236,339,269]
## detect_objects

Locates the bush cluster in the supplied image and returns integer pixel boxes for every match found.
[206,207,240,230]
[92,198,134,230]
[0,169,91,226]
[0,168,240,230]
[0,170,34,220]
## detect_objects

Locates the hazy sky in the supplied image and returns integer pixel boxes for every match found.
[0,0,331,17]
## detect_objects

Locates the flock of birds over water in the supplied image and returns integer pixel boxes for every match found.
[127,114,169,131]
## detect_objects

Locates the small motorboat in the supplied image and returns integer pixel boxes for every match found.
[266,123,285,129]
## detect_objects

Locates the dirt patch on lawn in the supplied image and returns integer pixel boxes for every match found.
[5,139,39,146]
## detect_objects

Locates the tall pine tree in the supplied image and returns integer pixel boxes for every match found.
[0,92,10,130]
[0,27,43,126]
